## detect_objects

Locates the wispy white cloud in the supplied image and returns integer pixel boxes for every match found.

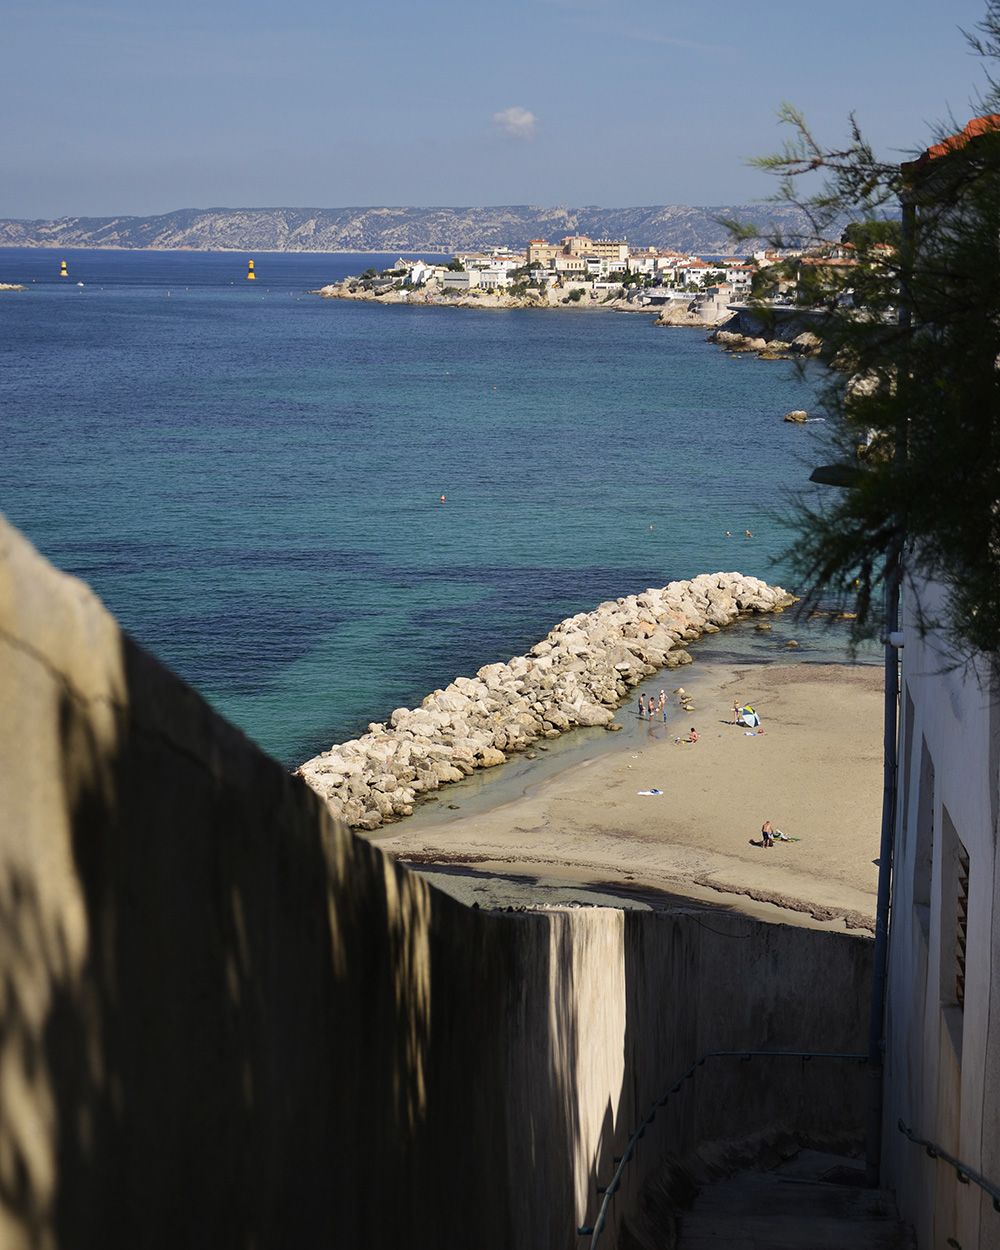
[619,25,736,53]
[493,106,538,141]
[534,0,735,55]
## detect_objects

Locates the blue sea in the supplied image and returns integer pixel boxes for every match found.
[0,247,859,769]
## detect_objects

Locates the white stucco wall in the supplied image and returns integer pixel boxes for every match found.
[884,575,1000,1249]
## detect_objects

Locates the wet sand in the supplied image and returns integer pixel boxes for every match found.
[370,661,885,933]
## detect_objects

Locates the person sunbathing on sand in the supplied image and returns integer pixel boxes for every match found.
[750,822,799,847]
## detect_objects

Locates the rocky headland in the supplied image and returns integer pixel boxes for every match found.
[316,277,741,324]
[297,572,796,830]
[315,277,644,312]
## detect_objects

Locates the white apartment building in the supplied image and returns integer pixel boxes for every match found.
[674,260,727,286]
[627,252,658,276]
[724,264,755,290]
[405,260,441,286]
[477,268,513,290]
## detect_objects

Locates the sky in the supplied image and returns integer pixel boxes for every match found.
[2,0,996,219]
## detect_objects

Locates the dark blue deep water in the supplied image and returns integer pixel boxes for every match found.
[0,247,841,767]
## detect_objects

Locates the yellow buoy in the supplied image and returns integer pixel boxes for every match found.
[60,260,68,277]
[247,259,256,281]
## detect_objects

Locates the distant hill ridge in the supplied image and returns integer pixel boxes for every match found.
[0,204,823,255]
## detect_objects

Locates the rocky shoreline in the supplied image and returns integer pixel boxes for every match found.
[708,325,822,359]
[314,278,649,313]
[298,572,795,830]
[315,278,742,326]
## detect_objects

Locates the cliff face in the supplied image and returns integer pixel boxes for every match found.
[0,203,819,253]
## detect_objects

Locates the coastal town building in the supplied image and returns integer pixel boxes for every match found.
[403,259,442,286]
[625,251,659,276]
[477,267,514,290]
[552,252,588,275]
[590,238,631,266]
[526,234,631,274]
[526,238,562,267]
[454,249,526,272]
[752,248,796,266]
[797,254,859,283]
[724,263,755,289]
[392,238,783,305]
[672,258,728,287]
[440,268,480,290]
[881,576,1000,1250]
[560,234,595,256]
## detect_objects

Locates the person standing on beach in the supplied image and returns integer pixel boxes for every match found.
[761,820,775,848]
[638,692,645,718]
[648,695,656,719]
[658,690,666,716]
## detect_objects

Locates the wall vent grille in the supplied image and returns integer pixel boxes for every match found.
[956,846,970,1009]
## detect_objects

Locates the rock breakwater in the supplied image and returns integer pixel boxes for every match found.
[298,572,795,830]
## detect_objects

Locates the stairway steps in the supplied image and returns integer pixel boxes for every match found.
[677,1152,914,1250]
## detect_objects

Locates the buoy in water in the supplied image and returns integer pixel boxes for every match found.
[60,260,68,277]
[440,494,446,502]
[247,259,256,281]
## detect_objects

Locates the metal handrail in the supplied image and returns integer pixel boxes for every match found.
[577,1048,867,1246]
[898,1119,1000,1212]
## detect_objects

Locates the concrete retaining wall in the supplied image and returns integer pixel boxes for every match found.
[0,514,872,1250]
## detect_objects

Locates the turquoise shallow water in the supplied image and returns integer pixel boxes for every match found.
[0,248,861,767]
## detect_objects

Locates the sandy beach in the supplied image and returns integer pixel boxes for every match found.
[370,660,885,933]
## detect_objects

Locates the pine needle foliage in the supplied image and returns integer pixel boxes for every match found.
[741,4,1000,662]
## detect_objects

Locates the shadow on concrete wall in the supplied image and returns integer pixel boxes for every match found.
[0,515,871,1250]
[46,648,364,1246]
[0,540,590,1248]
